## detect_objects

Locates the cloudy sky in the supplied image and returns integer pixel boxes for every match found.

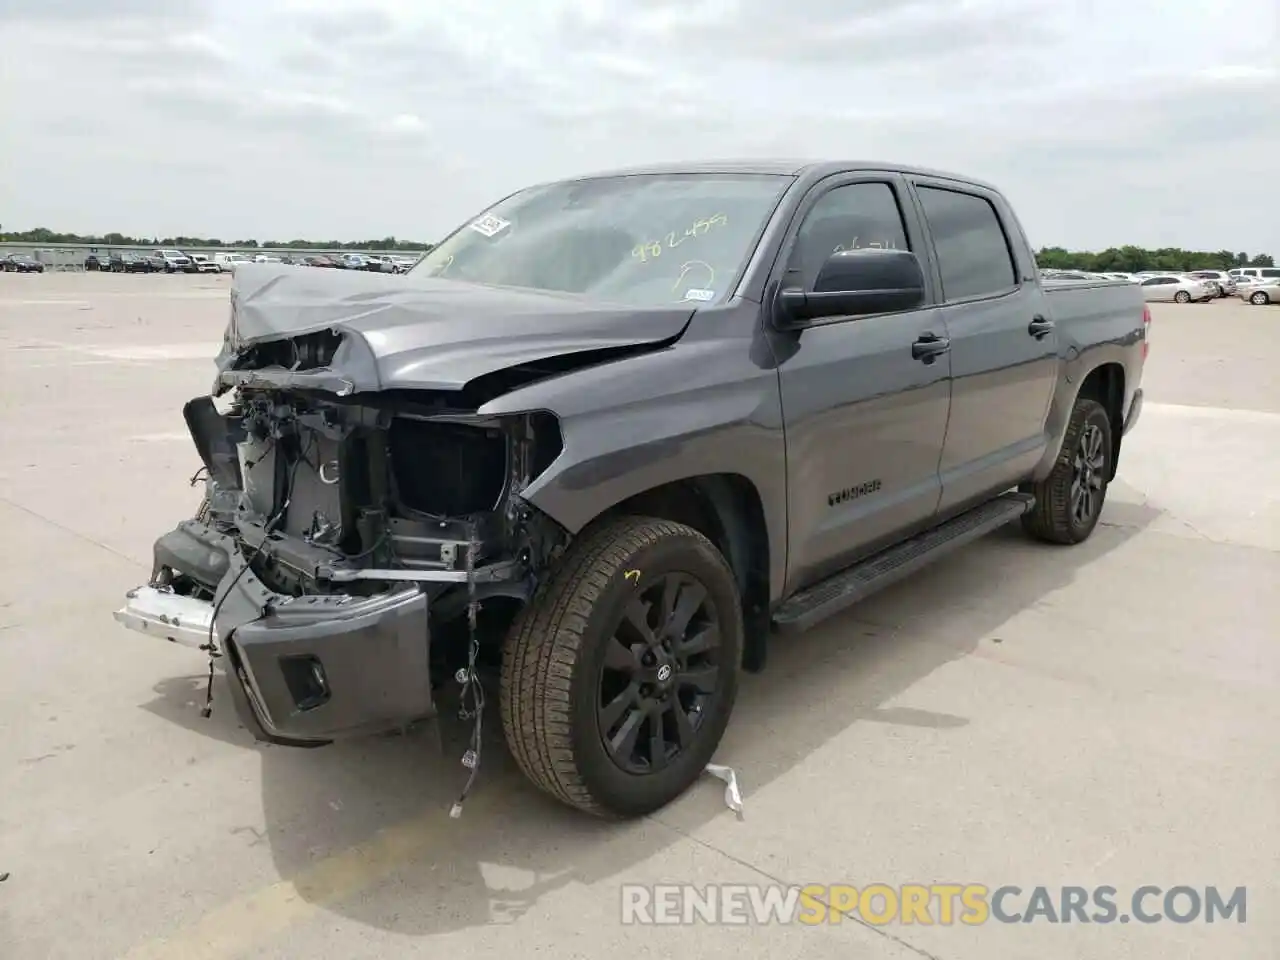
[2,0,1277,254]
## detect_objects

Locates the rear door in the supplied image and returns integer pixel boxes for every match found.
[906,178,1059,515]
[771,173,952,593]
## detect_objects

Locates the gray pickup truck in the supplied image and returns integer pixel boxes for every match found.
[114,160,1149,819]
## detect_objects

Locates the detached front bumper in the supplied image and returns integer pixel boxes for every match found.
[114,520,434,747]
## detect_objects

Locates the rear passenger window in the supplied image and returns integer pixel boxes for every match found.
[916,186,1017,301]
[787,182,910,291]
[1262,268,1280,278]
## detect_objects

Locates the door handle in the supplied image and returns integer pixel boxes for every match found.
[1028,316,1055,338]
[911,333,951,363]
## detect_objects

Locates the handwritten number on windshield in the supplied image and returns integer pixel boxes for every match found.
[633,213,728,263]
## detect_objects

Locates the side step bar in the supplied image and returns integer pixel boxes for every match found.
[771,492,1035,635]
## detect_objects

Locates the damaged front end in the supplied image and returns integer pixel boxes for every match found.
[115,353,568,747]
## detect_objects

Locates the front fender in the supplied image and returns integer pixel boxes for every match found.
[478,312,790,600]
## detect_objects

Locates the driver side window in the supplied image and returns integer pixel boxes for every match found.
[786,182,910,290]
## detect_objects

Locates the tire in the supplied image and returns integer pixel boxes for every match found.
[1174,290,1191,303]
[1021,396,1112,545]
[1251,291,1270,305]
[500,516,743,818]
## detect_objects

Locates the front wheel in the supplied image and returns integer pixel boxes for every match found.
[500,516,743,818]
[1021,396,1113,545]
[1251,291,1270,305]
[1174,290,1191,303]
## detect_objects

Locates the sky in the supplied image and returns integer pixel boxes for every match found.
[1,0,1277,254]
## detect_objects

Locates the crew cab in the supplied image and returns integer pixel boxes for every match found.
[113,160,1149,820]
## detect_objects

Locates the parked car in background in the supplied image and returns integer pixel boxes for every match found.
[1138,274,1212,303]
[304,255,340,268]
[153,249,196,273]
[1187,270,1236,297]
[1241,278,1280,305]
[252,254,282,264]
[337,253,367,270]
[84,252,112,271]
[363,255,397,273]
[126,253,166,273]
[1229,267,1280,283]
[391,255,420,273]
[211,253,251,273]
[190,255,222,274]
[2,254,45,273]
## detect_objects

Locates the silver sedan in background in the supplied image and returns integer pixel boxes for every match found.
[1240,278,1280,305]
[1138,274,1214,303]
[1187,270,1236,298]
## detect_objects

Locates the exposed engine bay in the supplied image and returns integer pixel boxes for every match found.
[174,383,566,607]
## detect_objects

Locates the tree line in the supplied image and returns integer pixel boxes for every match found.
[2,227,1274,271]
[1036,246,1274,272]
[0,227,434,252]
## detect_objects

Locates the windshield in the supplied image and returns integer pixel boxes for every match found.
[409,173,792,307]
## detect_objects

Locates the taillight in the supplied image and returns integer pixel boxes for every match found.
[1142,304,1151,360]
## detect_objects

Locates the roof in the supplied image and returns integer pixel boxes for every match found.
[557,158,1000,191]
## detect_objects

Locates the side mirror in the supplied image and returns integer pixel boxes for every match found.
[777,248,926,325]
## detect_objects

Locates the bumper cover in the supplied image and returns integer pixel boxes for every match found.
[1123,387,1144,436]
[116,520,434,747]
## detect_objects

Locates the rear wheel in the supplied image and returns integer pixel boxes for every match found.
[500,516,742,818]
[1251,291,1270,305]
[1021,396,1112,545]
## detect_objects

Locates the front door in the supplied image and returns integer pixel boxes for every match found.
[771,175,952,595]
[907,180,1060,514]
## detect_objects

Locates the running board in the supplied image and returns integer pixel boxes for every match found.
[771,492,1035,635]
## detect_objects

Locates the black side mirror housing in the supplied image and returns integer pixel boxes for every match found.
[778,248,926,326]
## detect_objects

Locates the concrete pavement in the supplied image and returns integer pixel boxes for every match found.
[1,274,1276,959]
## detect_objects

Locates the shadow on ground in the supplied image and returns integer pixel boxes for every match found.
[141,500,1160,936]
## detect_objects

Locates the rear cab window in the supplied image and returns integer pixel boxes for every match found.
[914,186,1018,301]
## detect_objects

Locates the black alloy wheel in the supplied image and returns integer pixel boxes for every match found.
[597,571,724,776]
[1071,421,1106,527]
[500,516,743,818]
[1020,396,1113,545]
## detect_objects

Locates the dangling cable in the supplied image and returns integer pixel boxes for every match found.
[450,518,485,819]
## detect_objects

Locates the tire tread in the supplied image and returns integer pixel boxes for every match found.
[1022,396,1110,544]
[499,516,726,817]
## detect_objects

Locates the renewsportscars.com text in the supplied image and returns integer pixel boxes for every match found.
[620,884,1247,926]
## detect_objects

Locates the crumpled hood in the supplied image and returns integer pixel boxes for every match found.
[218,263,697,394]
